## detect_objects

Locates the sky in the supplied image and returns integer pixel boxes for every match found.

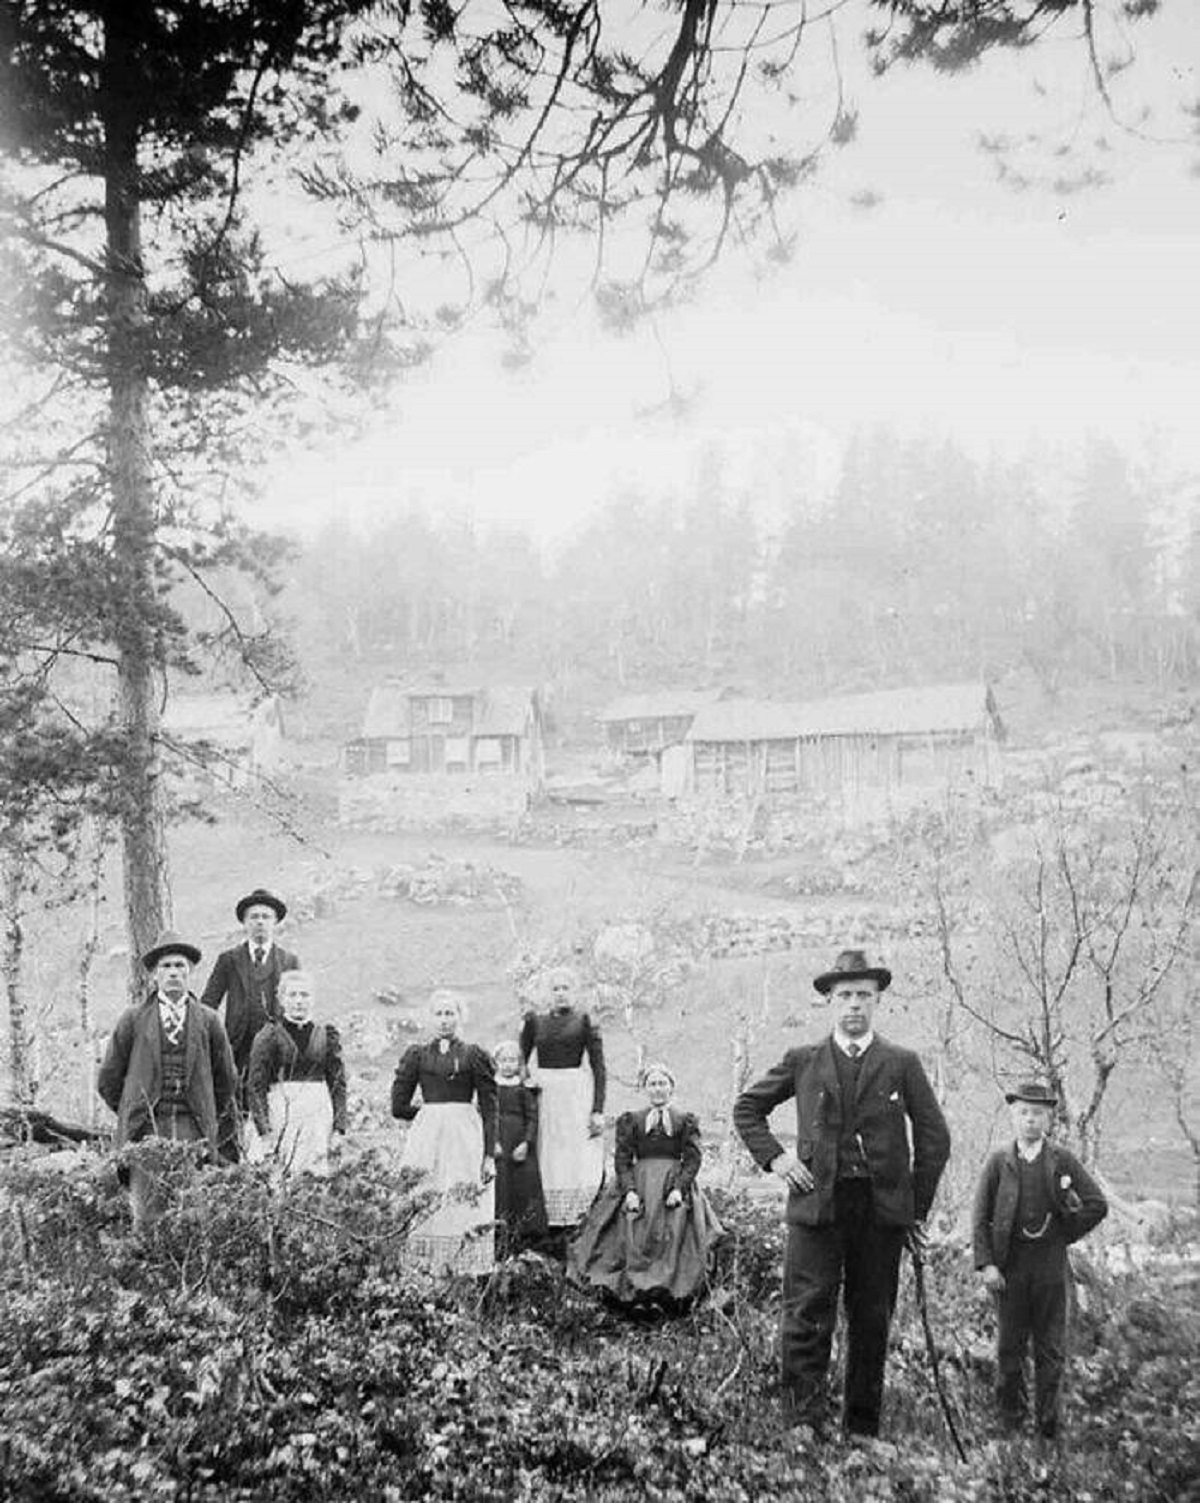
[262,2,1200,549]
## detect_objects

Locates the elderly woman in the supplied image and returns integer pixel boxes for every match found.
[247,970,346,1176]
[569,1062,723,1306]
[391,991,497,1275]
[519,966,606,1228]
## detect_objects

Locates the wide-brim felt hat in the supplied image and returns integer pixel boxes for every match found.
[235,888,287,922]
[814,948,892,995]
[1005,1080,1058,1107]
[141,930,202,971]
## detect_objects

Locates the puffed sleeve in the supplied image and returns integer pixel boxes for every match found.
[518,1011,537,1065]
[675,1113,702,1198]
[324,1023,348,1134]
[583,1013,606,1114]
[247,1024,278,1137]
[470,1045,498,1157]
[391,1045,422,1121]
[614,1111,638,1196]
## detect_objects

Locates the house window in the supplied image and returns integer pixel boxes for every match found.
[475,738,502,771]
[428,697,454,725]
[445,736,470,770]
[386,739,411,766]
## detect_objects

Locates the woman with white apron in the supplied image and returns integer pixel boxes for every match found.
[519,967,606,1227]
[247,970,346,1175]
[391,991,497,1275]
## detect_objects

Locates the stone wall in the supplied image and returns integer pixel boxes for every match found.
[338,772,531,832]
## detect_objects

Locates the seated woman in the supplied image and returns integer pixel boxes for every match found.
[247,970,346,1176]
[391,991,497,1275]
[492,1040,548,1258]
[569,1062,724,1307]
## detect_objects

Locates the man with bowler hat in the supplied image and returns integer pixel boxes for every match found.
[734,947,950,1437]
[98,932,240,1228]
[200,888,299,1090]
[973,1080,1107,1441]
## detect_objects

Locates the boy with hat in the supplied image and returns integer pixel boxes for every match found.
[972,1080,1108,1440]
[98,932,240,1228]
[734,948,951,1437]
[199,888,299,1091]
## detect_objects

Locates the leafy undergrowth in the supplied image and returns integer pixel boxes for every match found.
[1,1152,1196,1502]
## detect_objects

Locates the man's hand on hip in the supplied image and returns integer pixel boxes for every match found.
[770,1152,814,1194]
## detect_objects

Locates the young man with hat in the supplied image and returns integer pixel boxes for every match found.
[734,947,951,1437]
[98,932,240,1228]
[199,888,299,1090]
[972,1080,1107,1441]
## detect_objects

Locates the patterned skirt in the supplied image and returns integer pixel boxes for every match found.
[533,1065,605,1226]
[401,1102,495,1276]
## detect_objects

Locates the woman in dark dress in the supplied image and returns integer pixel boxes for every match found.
[391,990,497,1274]
[492,1040,549,1257]
[247,971,346,1176]
[519,966,606,1227]
[569,1062,724,1306]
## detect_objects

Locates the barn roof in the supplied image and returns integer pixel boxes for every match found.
[686,682,1001,743]
[599,689,728,724]
[360,683,535,740]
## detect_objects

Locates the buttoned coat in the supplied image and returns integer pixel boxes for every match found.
[97,995,240,1161]
[733,1034,950,1227]
[199,942,299,1073]
[972,1141,1107,1271]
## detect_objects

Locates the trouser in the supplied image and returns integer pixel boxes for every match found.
[781,1180,905,1435]
[128,1108,204,1231]
[995,1240,1069,1438]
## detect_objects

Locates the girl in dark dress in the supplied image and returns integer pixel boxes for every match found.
[492,1040,549,1257]
[569,1062,724,1306]
[391,991,497,1275]
[247,971,346,1176]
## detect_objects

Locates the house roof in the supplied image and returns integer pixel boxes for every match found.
[599,689,728,724]
[360,683,535,740]
[686,682,1001,743]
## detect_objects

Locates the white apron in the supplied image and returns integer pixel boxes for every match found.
[265,1080,334,1176]
[402,1101,495,1275]
[532,1063,604,1226]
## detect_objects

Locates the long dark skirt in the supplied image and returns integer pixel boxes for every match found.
[495,1148,549,1256]
[568,1159,724,1305]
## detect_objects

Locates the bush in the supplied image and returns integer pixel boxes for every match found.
[1,1154,1197,1500]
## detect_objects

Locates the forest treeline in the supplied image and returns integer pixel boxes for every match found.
[286,429,1199,704]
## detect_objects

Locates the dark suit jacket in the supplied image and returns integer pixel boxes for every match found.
[972,1140,1107,1270]
[733,1034,950,1228]
[199,942,299,1073]
[97,995,239,1161]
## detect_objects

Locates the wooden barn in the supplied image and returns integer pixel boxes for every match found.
[599,688,734,762]
[344,680,543,780]
[685,682,1004,799]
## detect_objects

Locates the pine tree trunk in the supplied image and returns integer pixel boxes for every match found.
[103,15,171,998]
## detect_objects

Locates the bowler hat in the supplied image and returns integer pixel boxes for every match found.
[235,888,287,923]
[141,930,202,971]
[1005,1080,1058,1108]
[814,948,892,995]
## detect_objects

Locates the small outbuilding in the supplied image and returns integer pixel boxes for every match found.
[344,680,543,781]
[599,688,735,763]
[685,682,1004,799]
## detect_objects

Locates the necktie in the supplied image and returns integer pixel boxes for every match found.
[162,1003,183,1046]
[253,945,266,968]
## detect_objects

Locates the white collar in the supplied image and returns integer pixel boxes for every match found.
[833,1029,874,1056]
[247,940,273,956]
[645,1106,673,1135]
[1016,1139,1046,1163]
[157,992,187,1012]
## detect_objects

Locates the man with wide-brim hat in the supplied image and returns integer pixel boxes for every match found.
[200,887,299,1092]
[734,947,950,1438]
[98,930,240,1229]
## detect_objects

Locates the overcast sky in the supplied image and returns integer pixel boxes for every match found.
[263,3,1199,547]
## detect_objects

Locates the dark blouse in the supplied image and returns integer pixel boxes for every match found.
[390,1039,497,1155]
[519,1008,606,1113]
[614,1108,702,1199]
[247,1020,347,1136]
[495,1081,540,1158]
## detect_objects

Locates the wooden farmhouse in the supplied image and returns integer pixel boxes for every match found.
[684,682,1004,798]
[344,680,543,780]
[599,688,734,763]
